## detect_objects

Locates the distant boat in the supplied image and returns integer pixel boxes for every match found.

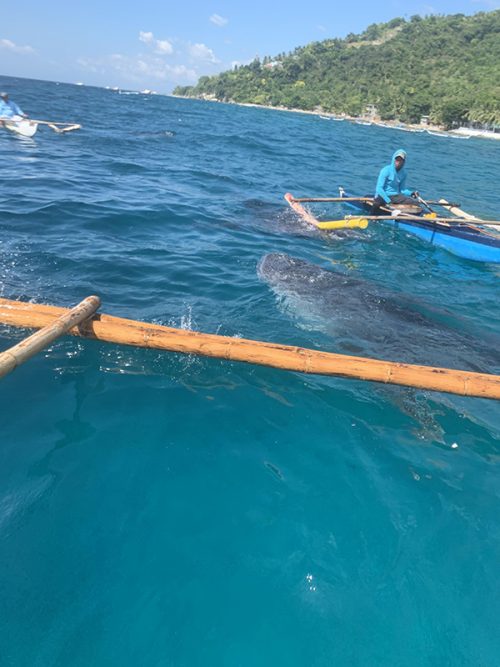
[2,118,38,137]
[392,124,413,132]
[449,127,500,140]
[426,129,450,137]
[428,130,470,140]
[355,120,372,126]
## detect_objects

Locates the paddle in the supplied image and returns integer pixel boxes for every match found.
[414,192,435,214]
[434,199,499,237]
[439,199,478,220]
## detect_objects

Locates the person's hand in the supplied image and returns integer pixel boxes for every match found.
[391,209,402,217]
[411,191,420,197]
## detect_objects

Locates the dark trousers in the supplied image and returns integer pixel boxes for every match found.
[370,194,416,213]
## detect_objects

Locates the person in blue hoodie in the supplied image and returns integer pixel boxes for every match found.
[371,149,420,213]
[0,92,27,120]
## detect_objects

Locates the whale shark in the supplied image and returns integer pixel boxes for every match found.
[258,252,500,375]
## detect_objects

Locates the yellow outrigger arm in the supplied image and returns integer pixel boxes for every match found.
[284,193,369,230]
[315,217,369,230]
[317,212,437,230]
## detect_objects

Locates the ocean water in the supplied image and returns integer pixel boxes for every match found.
[0,75,499,666]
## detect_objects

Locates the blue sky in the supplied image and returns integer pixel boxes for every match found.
[1,0,498,92]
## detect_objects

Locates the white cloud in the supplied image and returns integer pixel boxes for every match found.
[139,31,154,44]
[0,38,35,54]
[155,39,173,55]
[79,52,197,84]
[139,31,173,55]
[77,32,224,89]
[139,30,155,44]
[189,42,219,63]
[210,13,228,27]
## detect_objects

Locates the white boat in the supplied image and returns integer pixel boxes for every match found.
[2,117,38,137]
[449,127,500,141]
[426,129,450,137]
[393,124,412,131]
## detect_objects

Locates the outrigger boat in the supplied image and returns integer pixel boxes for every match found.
[284,190,500,263]
[2,117,38,137]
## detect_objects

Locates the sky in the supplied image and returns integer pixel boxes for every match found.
[1,0,498,92]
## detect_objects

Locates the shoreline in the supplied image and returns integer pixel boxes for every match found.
[172,95,500,141]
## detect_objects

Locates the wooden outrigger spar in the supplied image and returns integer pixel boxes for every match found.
[0,297,499,400]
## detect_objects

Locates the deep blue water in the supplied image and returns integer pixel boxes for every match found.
[0,75,499,666]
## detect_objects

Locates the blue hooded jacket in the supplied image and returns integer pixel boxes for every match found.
[0,98,24,119]
[375,149,413,203]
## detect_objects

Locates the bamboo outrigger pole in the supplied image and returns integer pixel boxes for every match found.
[0,298,499,399]
[0,296,100,378]
[290,196,461,206]
[29,120,82,132]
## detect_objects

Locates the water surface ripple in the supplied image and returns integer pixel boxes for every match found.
[0,75,499,666]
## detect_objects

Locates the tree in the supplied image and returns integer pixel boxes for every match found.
[174,10,500,127]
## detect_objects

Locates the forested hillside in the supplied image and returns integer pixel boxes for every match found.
[174,11,500,127]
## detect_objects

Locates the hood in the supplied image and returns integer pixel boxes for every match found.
[392,148,407,165]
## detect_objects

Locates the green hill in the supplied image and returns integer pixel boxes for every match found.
[173,11,500,127]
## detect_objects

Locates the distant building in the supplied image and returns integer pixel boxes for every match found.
[366,104,378,119]
[263,61,282,70]
[420,115,430,126]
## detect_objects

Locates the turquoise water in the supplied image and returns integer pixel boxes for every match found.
[0,75,499,666]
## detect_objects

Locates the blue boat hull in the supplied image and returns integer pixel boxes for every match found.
[340,190,500,263]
